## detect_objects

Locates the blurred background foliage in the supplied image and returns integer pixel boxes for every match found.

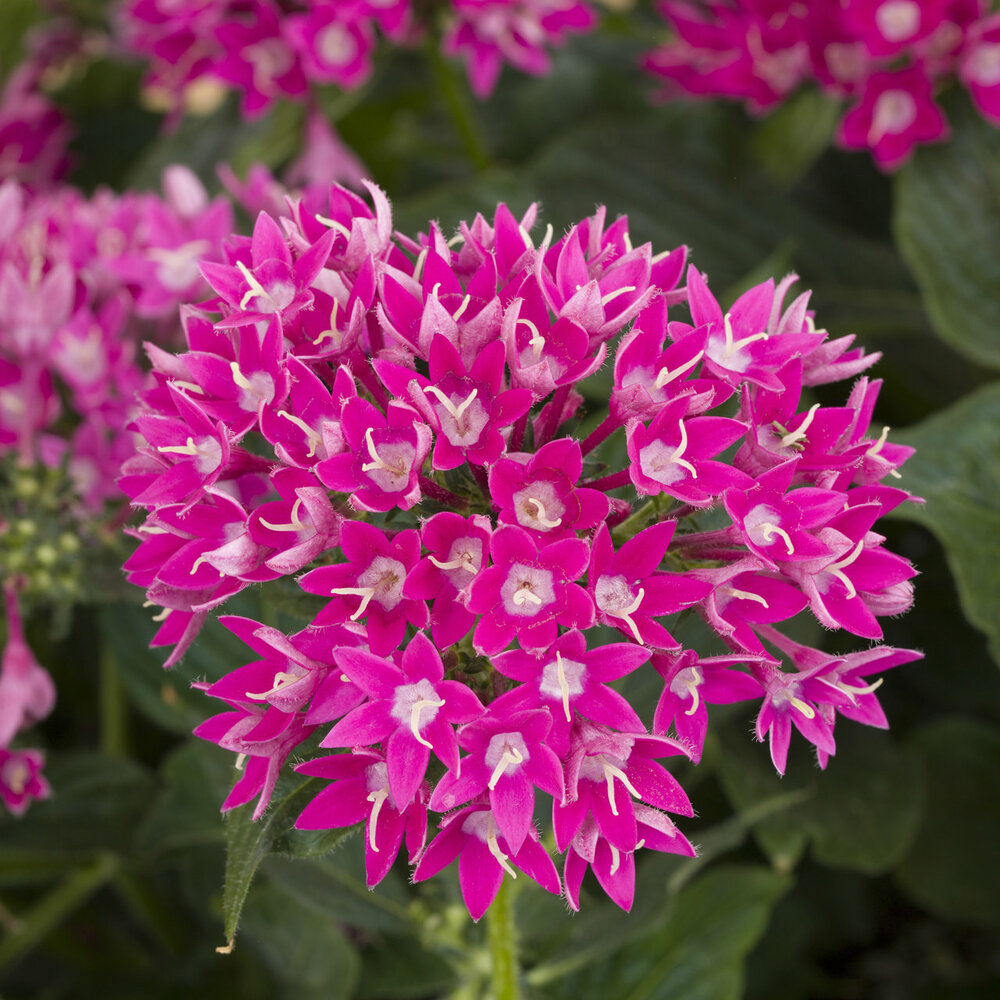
[2,3,1000,998]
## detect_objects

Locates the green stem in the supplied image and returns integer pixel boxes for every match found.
[486,878,519,1000]
[99,644,128,757]
[429,45,491,171]
[0,853,119,973]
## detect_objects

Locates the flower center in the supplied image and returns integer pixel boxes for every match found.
[391,679,445,748]
[501,563,555,617]
[485,732,530,789]
[875,1,920,43]
[540,651,586,721]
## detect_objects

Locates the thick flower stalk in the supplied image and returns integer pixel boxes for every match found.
[645,0,1000,170]
[124,178,921,917]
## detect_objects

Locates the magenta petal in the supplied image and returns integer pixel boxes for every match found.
[385,728,431,809]
[459,838,505,922]
[321,701,394,748]
[490,774,534,854]
[296,779,368,829]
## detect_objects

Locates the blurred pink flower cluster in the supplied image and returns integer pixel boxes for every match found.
[123,180,921,918]
[645,0,1000,169]
[117,0,596,113]
[0,167,231,509]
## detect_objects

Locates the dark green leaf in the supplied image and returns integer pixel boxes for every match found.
[357,934,456,999]
[895,93,1000,370]
[893,382,1000,666]
[239,882,360,1000]
[896,717,1000,926]
[717,726,924,875]
[531,866,789,1000]
[750,88,841,185]
[220,771,352,945]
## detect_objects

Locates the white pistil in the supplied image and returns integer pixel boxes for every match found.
[230,361,253,390]
[234,754,247,771]
[151,608,170,622]
[624,232,633,253]
[429,551,475,571]
[525,497,561,529]
[412,247,428,283]
[171,379,203,394]
[722,312,769,359]
[236,260,270,310]
[409,698,445,748]
[600,285,636,308]
[157,436,199,456]
[314,213,351,238]
[452,294,472,321]
[518,224,533,250]
[609,845,621,876]
[609,588,645,644]
[518,317,546,359]
[780,403,821,449]
[669,419,698,479]
[423,385,479,422]
[787,695,815,719]
[722,586,770,608]
[361,427,390,473]
[825,540,864,599]
[258,498,306,533]
[681,666,703,717]
[512,585,543,607]
[329,586,376,620]
[556,651,572,722]
[246,671,299,701]
[312,299,341,346]
[488,746,524,790]
[487,816,517,879]
[277,410,322,457]
[761,523,795,556]
[653,351,704,389]
[366,789,388,852]
[837,677,884,702]
[602,761,641,817]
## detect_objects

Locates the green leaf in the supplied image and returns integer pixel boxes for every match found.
[893,382,1000,666]
[239,882,360,1000]
[0,753,153,861]
[895,94,1000,370]
[717,726,924,875]
[357,934,456,999]
[896,717,1000,926]
[219,772,352,946]
[135,741,234,856]
[750,88,842,185]
[531,866,789,1000]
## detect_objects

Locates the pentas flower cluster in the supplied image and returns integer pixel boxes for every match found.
[645,0,1000,170]
[123,182,921,918]
[0,167,231,511]
[0,583,54,816]
[118,0,597,113]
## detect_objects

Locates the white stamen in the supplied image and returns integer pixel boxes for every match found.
[680,666,703,717]
[556,651,572,722]
[171,380,203,394]
[487,816,517,879]
[512,586,543,607]
[488,746,524,790]
[787,695,815,719]
[429,551,475,571]
[608,587,645,644]
[518,317,546,359]
[246,671,300,701]
[722,586,770,607]
[157,436,199,456]
[722,312,769,358]
[452,294,471,321]
[670,419,698,479]
[312,298,341,347]
[258,498,306,533]
[423,385,479,422]
[151,608,170,622]
[236,260,270,310]
[609,845,621,875]
[602,761,641,817]
[623,233,633,253]
[277,410,322,458]
[412,247,428,283]
[447,233,466,248]
[314,214,351,238]
[780,403,821,449]
[361,427,389,473]
[329,586,376,620]
[825,540,864,599]
[366,788,388,852]
[230,361,253,390]
[837,677,884,702]
[409,698,445,749]
[600,285,636,307]
[867,425,891,456]
[234,753,247,771]
[654,351,704,389]
[525,497,561,529]
[761,523,795,556]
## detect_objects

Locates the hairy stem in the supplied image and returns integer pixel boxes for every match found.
[486,878,520,1000]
